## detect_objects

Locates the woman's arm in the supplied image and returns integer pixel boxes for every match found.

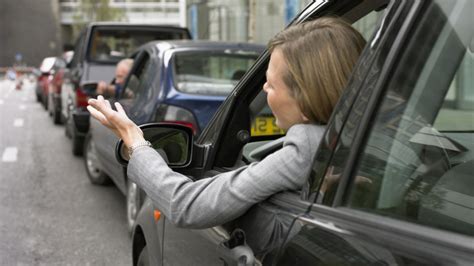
[127,124,325,229]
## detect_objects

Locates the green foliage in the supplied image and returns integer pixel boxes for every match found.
[72,0,126,38]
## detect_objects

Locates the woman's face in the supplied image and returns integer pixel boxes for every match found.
[263,48,307,130]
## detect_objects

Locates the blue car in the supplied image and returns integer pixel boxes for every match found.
[85,40,264,231]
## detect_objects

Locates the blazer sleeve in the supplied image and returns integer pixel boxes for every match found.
[127,124,325,229]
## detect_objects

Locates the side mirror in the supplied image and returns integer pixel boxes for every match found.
[81,81,98,96]
[115,123,193,167]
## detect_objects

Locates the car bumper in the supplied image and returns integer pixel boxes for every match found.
[72,109,90,136]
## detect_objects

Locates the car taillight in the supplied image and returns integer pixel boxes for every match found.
[76,87,89,108]
[155,104,198,135]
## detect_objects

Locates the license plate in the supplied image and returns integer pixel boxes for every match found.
[251,116,285,136]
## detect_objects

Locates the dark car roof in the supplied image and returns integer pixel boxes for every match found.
[87,22,188,31]
[142,40,266,53]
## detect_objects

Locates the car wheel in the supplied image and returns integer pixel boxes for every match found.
[42,94,48,110]
[137,245,150,266]
[52,104,62,125]
[84,134,111,185]
[48,96,54,117]
[65,115,71,138]
[53,110,61,124]
[127,180,142,233]
[71,128,84,156]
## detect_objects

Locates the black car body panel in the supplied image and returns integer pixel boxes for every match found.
[132,0,474,265]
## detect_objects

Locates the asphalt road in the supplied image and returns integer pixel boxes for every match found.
[0,78,131,265]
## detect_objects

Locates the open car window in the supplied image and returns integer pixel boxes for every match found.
[173,51,260,96]
[242,5,387,164]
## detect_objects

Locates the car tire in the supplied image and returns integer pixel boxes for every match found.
[72,128,84,156]
[137,245,150,266]
[52,110,62,124]
[65,116,71,138]
[47,95,54,117]
[126,180,142,233]
[84,134,111,185]
[52,103,62,124]
[42,94,48,110]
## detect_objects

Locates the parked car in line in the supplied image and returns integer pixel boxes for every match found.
[47,52,73,124]
[119,0,474,265]
[61,22,191,155]
[85,40,264,231]
[36,57,63,108]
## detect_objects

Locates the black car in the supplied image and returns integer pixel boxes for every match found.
[85,40,264,232]
[125,0,474,265]
[61,22,191,155]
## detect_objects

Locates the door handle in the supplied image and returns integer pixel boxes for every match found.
[218,229,256,266]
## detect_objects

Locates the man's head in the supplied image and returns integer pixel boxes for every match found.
[115,59,134,86]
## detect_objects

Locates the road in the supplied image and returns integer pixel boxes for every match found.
[0,78,131,265]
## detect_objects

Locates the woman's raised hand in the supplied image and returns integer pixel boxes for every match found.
[87,95,144,148]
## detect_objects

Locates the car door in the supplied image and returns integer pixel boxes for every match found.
[278,0,474,264]
[93,51,155,191]
[158,0,394,265]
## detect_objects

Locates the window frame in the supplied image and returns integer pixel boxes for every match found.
[340,0,474,236]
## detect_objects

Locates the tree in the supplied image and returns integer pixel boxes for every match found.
[72,0,126,38]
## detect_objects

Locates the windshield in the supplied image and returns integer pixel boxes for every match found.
[39,57,56,73]
[88,27,188,63]
[173,51,260,96]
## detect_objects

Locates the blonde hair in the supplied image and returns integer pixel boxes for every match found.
[268,17,366,124]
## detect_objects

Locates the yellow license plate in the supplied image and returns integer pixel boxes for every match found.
[251,116,285,136]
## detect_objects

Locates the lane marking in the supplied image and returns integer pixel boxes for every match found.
[2,147,18,162]
[14,118,24,127]
[19,104,26,110]
[0,99,4,105]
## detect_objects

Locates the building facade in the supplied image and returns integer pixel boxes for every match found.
[0,0,62,67]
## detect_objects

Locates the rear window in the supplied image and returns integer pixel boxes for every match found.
[40,57,56,73]
[173,51,260,96]
[87,27,189,63]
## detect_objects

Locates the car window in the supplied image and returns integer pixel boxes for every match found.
[173,51,260,96]
[246,7,385,141]
[69,31,85,68]
[39,57,56,73]
[344,1,474,236]
[88,27,188,63]
[122,54,151,102]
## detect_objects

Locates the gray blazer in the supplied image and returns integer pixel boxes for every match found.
[128,123,325,229]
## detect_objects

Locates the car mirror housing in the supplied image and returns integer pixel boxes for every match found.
[80,81,99,97]
[115,123,194,168]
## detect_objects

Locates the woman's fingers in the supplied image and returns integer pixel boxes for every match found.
[87,105,112,127]
[114,102,126,116]
[105,99,112,110]
[114,102,124,113]
[87,105,103,120]
[90,96,114,117]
